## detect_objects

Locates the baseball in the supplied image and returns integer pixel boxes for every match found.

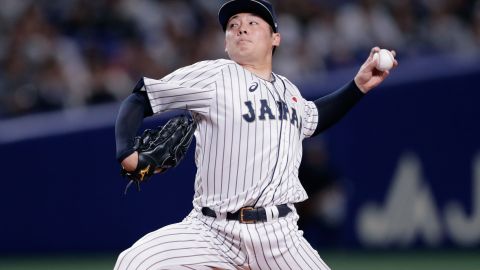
[373,49,395,71]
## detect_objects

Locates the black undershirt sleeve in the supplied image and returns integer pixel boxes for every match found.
[115,91,153,162]
[312,80,365,137]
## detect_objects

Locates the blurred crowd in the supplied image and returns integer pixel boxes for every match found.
[0,0,479,119]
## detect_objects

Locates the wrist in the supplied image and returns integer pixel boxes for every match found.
[121,152,139,172]
[354,77,368,94]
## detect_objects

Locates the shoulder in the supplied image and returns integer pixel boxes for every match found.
[273,73,312,105]
[274,74,294,86]
[184,59,236,72]
[162,59,236,82]
[274,73,301,92]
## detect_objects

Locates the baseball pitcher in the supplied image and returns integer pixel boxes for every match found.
[114,0,397,269]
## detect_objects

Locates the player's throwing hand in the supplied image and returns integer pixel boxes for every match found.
[354,46,398,93]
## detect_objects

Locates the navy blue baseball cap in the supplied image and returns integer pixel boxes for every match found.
[219,0,278,33]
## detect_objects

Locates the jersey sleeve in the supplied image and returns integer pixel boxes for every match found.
[279,75,319,138]
[142,60,229,115]
[302,100,319,138]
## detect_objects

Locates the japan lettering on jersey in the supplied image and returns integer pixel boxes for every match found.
[143,59,319,213]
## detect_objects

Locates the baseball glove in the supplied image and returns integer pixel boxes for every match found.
[121,115,197,193]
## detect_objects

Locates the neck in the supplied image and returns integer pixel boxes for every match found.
[239,62,273,81]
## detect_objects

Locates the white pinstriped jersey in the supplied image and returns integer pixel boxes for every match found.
[115,59,331,270]
[143,59,319,213]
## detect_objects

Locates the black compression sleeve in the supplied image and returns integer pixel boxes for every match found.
[115,91,153,162]
[312,80,365,136]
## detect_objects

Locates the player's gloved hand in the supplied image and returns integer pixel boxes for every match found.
[121,115,197,193]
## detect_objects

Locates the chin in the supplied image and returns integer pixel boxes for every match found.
[229,49,255,62]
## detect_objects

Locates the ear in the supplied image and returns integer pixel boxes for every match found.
[224,39,228,53]
[272,33,281,47]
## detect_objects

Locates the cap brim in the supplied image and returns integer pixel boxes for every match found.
[218,0,277,32]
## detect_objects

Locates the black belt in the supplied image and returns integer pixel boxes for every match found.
[201,204,291,224]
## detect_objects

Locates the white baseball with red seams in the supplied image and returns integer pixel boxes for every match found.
[373,49,395,71]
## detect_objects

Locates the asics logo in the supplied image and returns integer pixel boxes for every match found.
[249,82,259,92]
[139,164,151,181]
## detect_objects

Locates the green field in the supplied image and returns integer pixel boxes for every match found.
[0,250,478,270]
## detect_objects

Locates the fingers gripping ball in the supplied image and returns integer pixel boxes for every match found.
[121,115,197,192]
[373,49,395,71]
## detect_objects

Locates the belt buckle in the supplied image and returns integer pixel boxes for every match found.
[239,207,255,224]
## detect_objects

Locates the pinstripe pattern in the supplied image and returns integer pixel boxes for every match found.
[115,209,330,270]
[143,59,318,213]
[115,59,330,269]
[144,59,318,212]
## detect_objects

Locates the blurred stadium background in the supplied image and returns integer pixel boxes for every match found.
[1,0,480,269]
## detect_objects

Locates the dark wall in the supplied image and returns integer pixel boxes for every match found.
[322,70,480,249]
[1,69,480,253]
[1,121,197,253]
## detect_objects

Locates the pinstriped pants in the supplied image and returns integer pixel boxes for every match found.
[114,208,331,270]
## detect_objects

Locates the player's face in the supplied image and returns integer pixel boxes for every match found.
[225,13,280,66]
